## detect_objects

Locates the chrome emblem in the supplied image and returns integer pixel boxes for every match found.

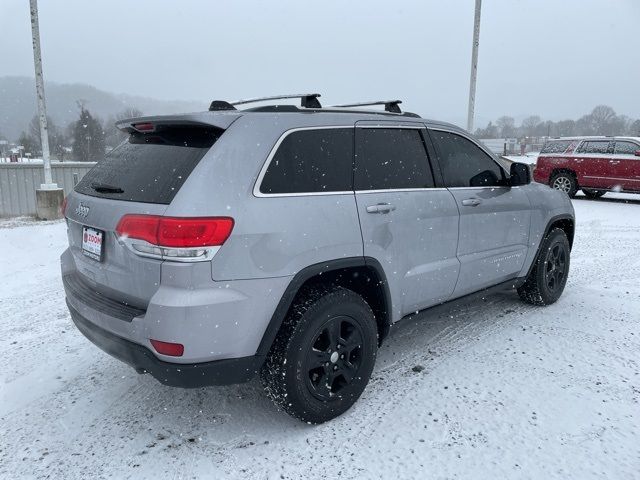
[75,202,90,218]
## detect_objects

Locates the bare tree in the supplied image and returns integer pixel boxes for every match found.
[481,106,636,139]
[628,119,640,136]
[520,115,541,136]
[104,107,144,148]
[495,116,516,138]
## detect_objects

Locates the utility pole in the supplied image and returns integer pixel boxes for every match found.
[30,0,63,219]
[466,0,482,133]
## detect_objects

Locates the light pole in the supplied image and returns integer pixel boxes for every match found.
[30,0,63,219]
[466,0,482,133]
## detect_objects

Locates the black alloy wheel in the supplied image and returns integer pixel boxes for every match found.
[305,315,364,401]
[544,243,567,293]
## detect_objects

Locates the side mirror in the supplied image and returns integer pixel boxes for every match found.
[634,150,640,157]
[510,162,531,186]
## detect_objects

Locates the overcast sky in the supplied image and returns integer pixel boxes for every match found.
[1,0,638,126]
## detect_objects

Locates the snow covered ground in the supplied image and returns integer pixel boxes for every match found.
[1,193,639,479]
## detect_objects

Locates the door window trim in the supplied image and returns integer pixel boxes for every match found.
[426,126,509,190]
[253,126,354,198]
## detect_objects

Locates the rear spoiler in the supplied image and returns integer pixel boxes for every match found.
[116,112,241,133]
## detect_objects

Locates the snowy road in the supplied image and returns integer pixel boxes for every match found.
[1,194,639,479]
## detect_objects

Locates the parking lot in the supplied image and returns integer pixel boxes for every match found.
[1,193,639,480]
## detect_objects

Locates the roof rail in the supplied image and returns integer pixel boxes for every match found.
[208,93,322,112]
[331,100,403,114]
[234,93,321,108]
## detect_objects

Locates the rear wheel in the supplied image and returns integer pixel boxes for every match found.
[582,188,606,199]
[518,228,570,305]
[261,285,378,424]
[550,172,578,198]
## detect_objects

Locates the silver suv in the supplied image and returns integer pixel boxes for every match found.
[61,94,575,423]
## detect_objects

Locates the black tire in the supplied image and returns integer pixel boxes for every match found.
[550,172,578,198]
[518,228,571,306]
[582,188,606,199]
[261,285,378,424]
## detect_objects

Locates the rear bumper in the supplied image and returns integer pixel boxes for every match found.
[61,247,291,365]
[68,300,263,387]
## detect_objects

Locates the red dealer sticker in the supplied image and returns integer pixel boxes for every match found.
[82,226,103,261]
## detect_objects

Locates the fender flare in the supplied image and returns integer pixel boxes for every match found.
[523,213,575,280]
[255,256,392,356]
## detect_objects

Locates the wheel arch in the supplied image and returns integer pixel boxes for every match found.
[523,214,575,281]
[255,257,392,356]
[546,214,575,250]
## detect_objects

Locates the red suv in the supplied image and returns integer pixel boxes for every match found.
[534,137,640,198]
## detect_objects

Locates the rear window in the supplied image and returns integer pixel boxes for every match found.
[75,125,221,204]
[540,140,571,154]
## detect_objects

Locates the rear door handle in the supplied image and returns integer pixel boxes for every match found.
[366,203,396,214]
[461,198,482,207]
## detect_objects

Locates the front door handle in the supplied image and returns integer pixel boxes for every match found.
[366,203,396,214]
[461,198,482,207]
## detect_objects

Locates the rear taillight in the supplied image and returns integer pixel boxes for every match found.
[158,217,235,247]
[116,215,234,261]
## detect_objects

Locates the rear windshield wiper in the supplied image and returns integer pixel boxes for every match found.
[91,182,124,193]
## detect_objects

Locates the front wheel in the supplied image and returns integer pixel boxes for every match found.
[550,172,578,198]
[582,188,606,199]
[518,228,571,306]
[261,285,378,424]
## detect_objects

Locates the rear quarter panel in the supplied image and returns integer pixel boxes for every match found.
[165,115,363,281]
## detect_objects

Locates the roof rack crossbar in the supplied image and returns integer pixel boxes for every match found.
[331,100,403,114]
[229,93,322,109]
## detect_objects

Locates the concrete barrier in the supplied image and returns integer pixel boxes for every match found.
[0,162,95,217]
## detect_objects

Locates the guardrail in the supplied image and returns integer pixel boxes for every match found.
[0,162,96,217]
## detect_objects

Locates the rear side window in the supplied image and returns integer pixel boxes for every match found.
[430,130,505,188]
[541,140,571,154]
[354,128,434,190]
[259,128,353,194]
[614,141,639,155]
[75,126,221,204]
[578,141,611,154]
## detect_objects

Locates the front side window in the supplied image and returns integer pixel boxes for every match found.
[259,128,354,194]
[614,141,639,155]
[430,130,505,188]
[578,141,611,154]
[354,128,434,190]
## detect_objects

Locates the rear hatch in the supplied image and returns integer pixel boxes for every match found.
[65,123,223,309]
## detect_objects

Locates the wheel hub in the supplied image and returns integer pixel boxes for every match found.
[330,351,339,363]
[305,315,364,400]
[553,176,571,193]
